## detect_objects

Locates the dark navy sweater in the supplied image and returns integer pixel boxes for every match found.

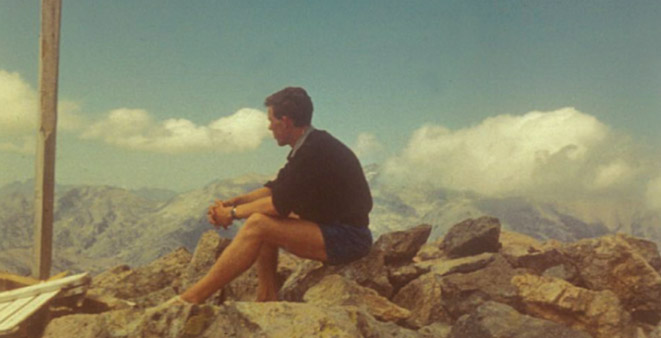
[265,129,372,227]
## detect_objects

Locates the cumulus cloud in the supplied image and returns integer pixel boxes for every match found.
[0,69,87,154]
[353,132,384,161]
[81,108,270,153]
[645,177,661,211]
[0,70,38,133]
[384,107,646,199]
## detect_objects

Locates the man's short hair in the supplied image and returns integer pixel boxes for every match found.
[264,87,313,127]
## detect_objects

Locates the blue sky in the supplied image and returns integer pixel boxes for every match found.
[1,1,660,197]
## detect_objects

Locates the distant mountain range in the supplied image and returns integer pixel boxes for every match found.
[1,165,659,276]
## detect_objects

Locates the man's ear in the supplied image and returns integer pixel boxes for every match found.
[281,115,295,128]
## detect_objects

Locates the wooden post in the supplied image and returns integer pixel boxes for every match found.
[33,0,62,280]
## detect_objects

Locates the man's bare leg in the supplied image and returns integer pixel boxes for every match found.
[256,242,278,302]
[180,213,326,304]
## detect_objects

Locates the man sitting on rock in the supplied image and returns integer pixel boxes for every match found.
[178,86,373,303]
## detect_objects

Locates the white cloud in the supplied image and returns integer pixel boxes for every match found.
[0,70,38,133]
[645,177,661,211]
[0,69,87,154]
[353,132,384,159]
[383,107,641,198]
[81,108,270,153]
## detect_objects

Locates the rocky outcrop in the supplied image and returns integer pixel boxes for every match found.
[303,274,410,322]
[513,274,632,338]
[393,271,448,328]
[87,247,192,307]
[40,217,661,337]
[374,224,432,265]
[442,216,502,258]
[449,301,593,338]
[561,234,661,324]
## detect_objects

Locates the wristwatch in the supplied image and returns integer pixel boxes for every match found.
[230,207,238,220]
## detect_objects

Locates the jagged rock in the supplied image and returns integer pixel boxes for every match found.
[202,302,421,337]
[89,247,191,305]
[279,249,393,301]
[513,274,633,338]
[388,263,430,293]
[438,254,526,320]
[449,301,593,338]
[499,230,544,253]
[416,252,495,276]
[374,224,432,265]
[500,231,566,273]
[562,235,661,324]
[304,274,411,322]
[393,272,449,329]
[43,300,218,338]
[418,322,452,338]
[181,230,231,289]
[414,243,445,261]
[616,233,661,272]
[543,264,580,284]
[442,216,502,258]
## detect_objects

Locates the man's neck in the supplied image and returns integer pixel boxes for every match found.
[288,125,315,159]
[288,127,308,147]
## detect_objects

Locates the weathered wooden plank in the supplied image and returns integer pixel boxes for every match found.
[0,290,59,333]
[0,301,11,314]
[0,273,40,287]
[33,0,62,280]
[0,273,88,304]
[0,296,33,327]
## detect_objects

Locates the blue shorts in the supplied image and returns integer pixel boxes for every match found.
[318,222,373,265]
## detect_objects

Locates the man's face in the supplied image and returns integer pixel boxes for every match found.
[267,106,289,146]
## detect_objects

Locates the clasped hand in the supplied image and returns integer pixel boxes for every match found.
[207,199,233,229]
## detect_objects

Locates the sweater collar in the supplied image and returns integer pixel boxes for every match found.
[288,126,315,159]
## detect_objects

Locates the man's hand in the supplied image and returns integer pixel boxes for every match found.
[207,202,233,229]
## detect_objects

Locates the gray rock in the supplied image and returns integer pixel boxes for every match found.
[89,247,191,306]
[304,274,410,322]
[449,301,593,338]
[374,224,432,265]
[393,272,449,329]
[442,217,502,258]
[418,322,452,338]
[439,254,526,320]
[513,274,632,338]
[562,235,661,324]
[279,249,393,301]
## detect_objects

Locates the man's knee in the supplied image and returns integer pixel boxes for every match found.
[239,213,271,239]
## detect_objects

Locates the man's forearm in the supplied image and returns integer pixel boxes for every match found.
[231,187,272,206]
[233,196,281,219]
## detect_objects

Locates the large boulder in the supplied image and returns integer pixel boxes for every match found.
[512,274,633,338]
[44,300,422,338]
[374,224,432,265]
[88,247,192,306]
[499,231,565,274]
[438,254,526,320]
[43,301,208,338]
[303,274,411,322]
[202,302,421,337]
[562,234,661,324]
[442,217,502,258]
[279,249,393,301]
[415,252,495,276]
[392,272,449,329]
[449,301,592,338]
[616,233,661,272]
